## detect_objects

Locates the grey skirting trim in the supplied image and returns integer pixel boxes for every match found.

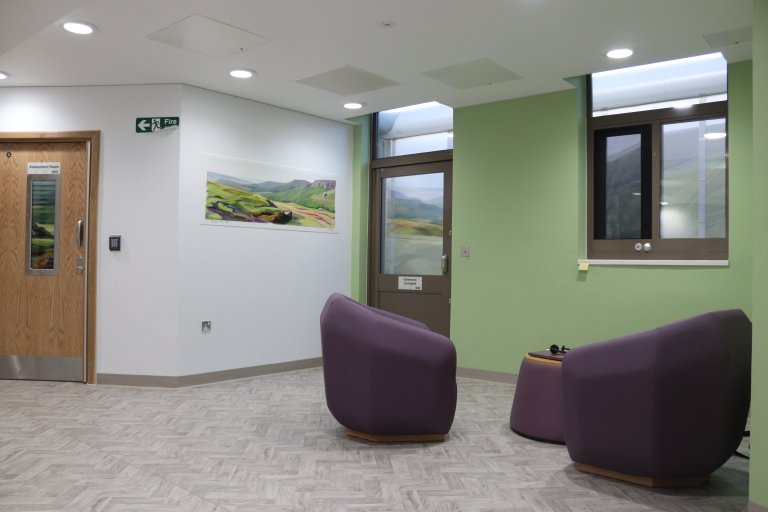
[750,501,768,512]
[98,360,517,388]
[457,367,517,384]
[97,357,322,388]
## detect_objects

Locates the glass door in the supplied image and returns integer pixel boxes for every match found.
[369,157,452,336]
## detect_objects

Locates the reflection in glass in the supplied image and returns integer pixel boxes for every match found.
[661,118,726,238]
[604,133,643,239]
[29,180,58,270]
[382,173,444,275]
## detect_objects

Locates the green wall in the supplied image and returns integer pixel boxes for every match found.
[750,0,768,507]
[350,115,370,302]
[450,63,753,374]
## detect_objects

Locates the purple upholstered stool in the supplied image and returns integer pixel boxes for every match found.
[510,353,564,444]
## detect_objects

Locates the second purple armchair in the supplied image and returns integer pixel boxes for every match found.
[562,309,751,487]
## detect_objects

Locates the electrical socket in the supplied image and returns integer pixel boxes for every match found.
[201,320,212,333]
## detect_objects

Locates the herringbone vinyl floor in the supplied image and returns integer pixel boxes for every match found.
[0,368,749,512]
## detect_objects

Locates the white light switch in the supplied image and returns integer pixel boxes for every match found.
[460,246,471,257]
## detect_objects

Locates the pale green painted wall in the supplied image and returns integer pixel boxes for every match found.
[750,0,768,507]
[350,116,370,302]
[450,64,753,374]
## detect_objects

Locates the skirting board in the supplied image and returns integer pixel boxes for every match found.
[750,501,768,512]
[99,361,516,388]
[457,367,517,384]
[97,357,322,388]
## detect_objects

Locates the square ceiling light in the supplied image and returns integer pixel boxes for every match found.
[296,66,399,96]
[422,58,522,90]
[148,14,270,58]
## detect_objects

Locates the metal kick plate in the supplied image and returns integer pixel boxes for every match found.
[0,355,84,382]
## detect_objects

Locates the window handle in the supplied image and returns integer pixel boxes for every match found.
[441,254,449,273]
[633,242,652,252]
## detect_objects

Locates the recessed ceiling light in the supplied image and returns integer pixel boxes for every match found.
[606,48,633,59]
[62,21,96,35]
[229,69,254,79]
[343,102,364,110]
[0,71,10,80]
[704,132,727,140]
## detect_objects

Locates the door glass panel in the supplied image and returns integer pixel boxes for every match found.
[27,176,60,274]
[381,172,444,275]
[661,118,726,238]
[604,133,643,239]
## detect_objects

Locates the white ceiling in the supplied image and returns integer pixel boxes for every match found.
[0,0,754,122]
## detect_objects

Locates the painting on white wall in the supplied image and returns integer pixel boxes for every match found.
[203,154,336,232]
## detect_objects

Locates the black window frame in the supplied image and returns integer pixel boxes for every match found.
[587,78,729,261]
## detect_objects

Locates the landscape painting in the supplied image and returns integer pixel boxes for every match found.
[203,156,336,231]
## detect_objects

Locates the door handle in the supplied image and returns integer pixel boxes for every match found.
[76,219,84,249]
[441,254,449,274]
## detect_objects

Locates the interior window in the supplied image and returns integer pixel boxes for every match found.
[588,53,728,261]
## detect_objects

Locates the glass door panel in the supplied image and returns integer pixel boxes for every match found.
[27,176,60,274]
[381,172,444,275]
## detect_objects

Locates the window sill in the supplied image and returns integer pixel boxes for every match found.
[578,259,729,268]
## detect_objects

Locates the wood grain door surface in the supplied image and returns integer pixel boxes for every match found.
[0,141,87,381]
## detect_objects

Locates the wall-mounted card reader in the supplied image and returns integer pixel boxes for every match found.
[108,235,121,251]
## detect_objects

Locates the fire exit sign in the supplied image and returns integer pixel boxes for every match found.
[135,117,180,133]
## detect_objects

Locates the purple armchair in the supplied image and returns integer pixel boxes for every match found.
[562,309,751,487]
[320,293,457,442]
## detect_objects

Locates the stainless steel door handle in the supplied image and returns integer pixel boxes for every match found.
[441,254,449,273]
[76,219,84,249]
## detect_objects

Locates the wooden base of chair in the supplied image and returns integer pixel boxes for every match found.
[345,428,445,443]
[575,463,710,488]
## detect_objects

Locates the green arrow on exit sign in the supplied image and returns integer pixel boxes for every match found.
[136,117,180,133]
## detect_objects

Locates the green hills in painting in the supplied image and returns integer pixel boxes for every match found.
[205,172,335,228]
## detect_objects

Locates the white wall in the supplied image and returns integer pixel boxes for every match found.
[0,84,353,377]
[0,85,182,376]
[177,86,352,375]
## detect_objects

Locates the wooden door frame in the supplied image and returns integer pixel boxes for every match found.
[1,131,100,383]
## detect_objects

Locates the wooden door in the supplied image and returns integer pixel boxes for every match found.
[369,155,452,336]
[0,141,90,381]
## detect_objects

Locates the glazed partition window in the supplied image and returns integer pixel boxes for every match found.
[660,118,727,239]
[588,53,728,261]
